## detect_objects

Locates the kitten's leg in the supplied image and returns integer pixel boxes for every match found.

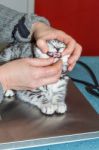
[16,88,56,115]
[52,54,69,114]
[38,87,56,115]
[54,95,67,114]
[5,90,15,97]
[39,98,56,115]
[51,76,69,114]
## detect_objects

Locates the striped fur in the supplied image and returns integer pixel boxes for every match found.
[0,40,69,115]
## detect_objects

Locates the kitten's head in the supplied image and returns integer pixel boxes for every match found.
[34,39,67,59]
[47,40,66,58]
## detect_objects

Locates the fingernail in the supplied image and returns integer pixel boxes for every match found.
[68,59,73,64]
[49,57,54,62]
[62,52,65,56]
[44,50,47,53]
[62,51,70,56]
[68,67,72,71]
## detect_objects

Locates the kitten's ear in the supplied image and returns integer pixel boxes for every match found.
[27,58,54,67]
[36,39,49,53]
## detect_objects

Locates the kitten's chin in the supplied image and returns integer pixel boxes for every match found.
[61,54,70,64]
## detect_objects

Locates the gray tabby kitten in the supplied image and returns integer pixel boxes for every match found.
[0,40,69,115]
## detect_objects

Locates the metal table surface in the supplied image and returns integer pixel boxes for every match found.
[0,80,99,149]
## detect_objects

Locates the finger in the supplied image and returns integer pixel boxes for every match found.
[43,60,62,77]
[14,86,32,91]
[30,60,62,80]
[36,30,67,53]
[38,73,61,87]
[68,62,76,71]
[62,38,77,56]
[35,60,62,79]
[46,31,76,56]
[26,57,54,67]
[36,39,49,53]
[42,30,71,45]
[68,43,82,65]
[30,67,61,89]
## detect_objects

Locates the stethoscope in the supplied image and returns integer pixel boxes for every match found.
[70,60,99,97]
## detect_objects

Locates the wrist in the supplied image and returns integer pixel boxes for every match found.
[32,22,49,32]
[0,82,4,102]
[0,67,5,102]
[31,22,50,39]
[0,66,8,91]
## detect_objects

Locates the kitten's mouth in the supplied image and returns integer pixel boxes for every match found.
[47,52,62,58]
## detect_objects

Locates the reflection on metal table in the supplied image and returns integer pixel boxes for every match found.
[0,78,99,149]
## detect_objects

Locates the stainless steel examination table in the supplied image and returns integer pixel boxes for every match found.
[0,79,99,149]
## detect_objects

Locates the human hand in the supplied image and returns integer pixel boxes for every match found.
[0,58,62,91]
[32,22,82,71]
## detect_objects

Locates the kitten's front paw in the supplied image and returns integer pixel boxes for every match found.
[56,103,67,114]
[41,103,56,115]
[5,90,15,97]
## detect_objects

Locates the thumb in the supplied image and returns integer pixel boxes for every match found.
[27,58,54,67]
[36,39,49,53]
